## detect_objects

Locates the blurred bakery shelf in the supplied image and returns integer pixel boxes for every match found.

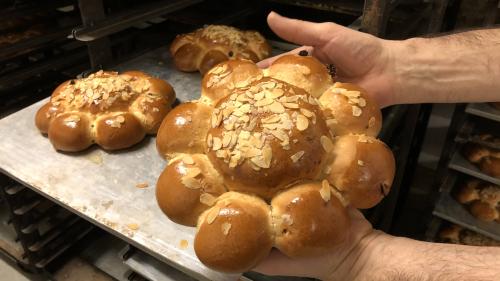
[433,191,500,241]
[448,151,500,186]
[465,103,500,123]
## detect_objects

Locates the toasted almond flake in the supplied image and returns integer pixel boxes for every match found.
[206,207,220,224]
[326,119,338,126]
[266,88,284,99]
[320,136,334,152]
[116,115,125,123]
[320,180,331,202]
[268,102,285,113]
[181,177,201,189]
[261,115,280,123]
[300,108,314,118]
[185,167,201,178]
[283,102,299,109]
[296,114,309,131]
[127,223,139,230]
[290,151,304,163]
[254,98,274,107]
[344,90,361,98]
[270,129,288,142]
[324,165,332,174]
[358,98,367,107]
[179,239,188,249]
[357,160,365,166]
[368,117,376,128]
[200,193,217,206]
[183,155,194,165]
[221,222,232,235]
[308,96,318,105]
[222,134,232,147]
[135,182,149,188]
[352,105,362,117]
[207,134,213,148]
[253,91,265,100]
[212,137,222,150]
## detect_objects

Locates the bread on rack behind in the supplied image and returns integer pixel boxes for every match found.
[170,25,271,75]
[35,70,175,152]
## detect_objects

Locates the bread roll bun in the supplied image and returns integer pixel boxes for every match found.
[201,59,263,106]
[455,179,481,204]
[479,157,500,178]
[319,82,382,137]
[265,54,333,98]
[156,102,212,159]
[194,192,272,272]
[470,201,498,221]
[271,182,349,257]
[325,134,395,209]
[170,25,270,75]
[35,70,175,151]
[206,77,330,200]
[156,154,226,226]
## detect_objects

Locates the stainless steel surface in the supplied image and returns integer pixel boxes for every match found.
[0,47,237,281]
[433,192,500,241]
[448,151,500,186]
[465,103,500,122]
[122,246,197,281]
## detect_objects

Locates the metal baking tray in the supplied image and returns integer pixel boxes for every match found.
[465,103,500,123]
[0,45,292,281]
[448,151,500,186]
[433,192,500,241]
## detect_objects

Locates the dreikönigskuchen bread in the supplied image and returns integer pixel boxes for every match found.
[155,54,395,272]
[170,25,271,74]
[35,70,175,152]
[455,179,500,222]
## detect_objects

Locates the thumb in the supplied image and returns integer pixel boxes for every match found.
[267,11,349,47]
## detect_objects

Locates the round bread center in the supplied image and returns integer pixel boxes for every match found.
[206,77,330,199]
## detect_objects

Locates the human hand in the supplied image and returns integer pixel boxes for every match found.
[259,12,402,108]
[253,207,380,281]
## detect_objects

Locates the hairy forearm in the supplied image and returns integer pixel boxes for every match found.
[342,231,500,281]
[393,28,500,104]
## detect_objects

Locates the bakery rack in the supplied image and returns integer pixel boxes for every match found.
[0,0,463,280]
[426,103,500,243]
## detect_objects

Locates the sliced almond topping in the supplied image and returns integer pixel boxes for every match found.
[320,180,331,202]
[344,90,361,98]
[206,206,220,224]
[358,97,367,107]
[181,177,201,189]
[212,137,222,151]
[221,222,232,235]
[135,182,149,189]
[268,102,285,113]
[254,98,274,107]
[183,155,194,165]
[185,167,201,178]
[253,91,265,100]
[326,119,338,126]
[283,102,299,109]
[352,105,362,117]
[290,151,304,163]
[357,160,365,166]
[222,134,232,148]
[296,114,309,131]
[270,129,288,142]
[320,136,334,152]
[207,134,213,148]
[368,117,376,128]
[261,115,280,124]
[179,239,188,249]
[300,108,314,118]
[200,193,217,206]
[266,88,284,99]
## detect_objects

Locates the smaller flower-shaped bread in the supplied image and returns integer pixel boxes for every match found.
[35,70,175,152]
[170,25,271,74]
[155,54,395,273]
[455,179,499,222]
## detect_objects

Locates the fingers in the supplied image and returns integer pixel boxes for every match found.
[256,46,313,68]
[267,11,347,46]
